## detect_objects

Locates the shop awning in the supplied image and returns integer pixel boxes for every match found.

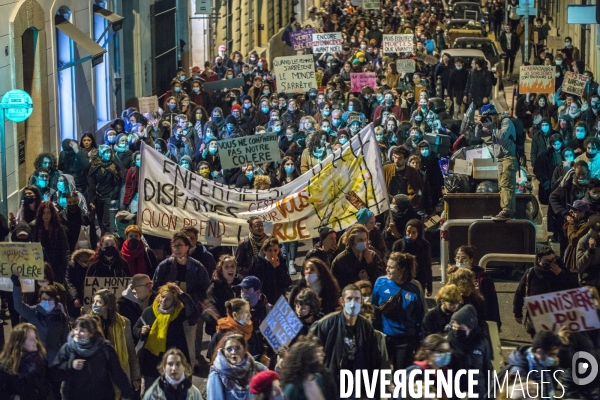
[93,4,124,32]
[55,15,106,70]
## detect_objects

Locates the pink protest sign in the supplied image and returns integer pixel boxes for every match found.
[350,72,376,92]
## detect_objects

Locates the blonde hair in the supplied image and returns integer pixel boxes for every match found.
[344,224,369,247]
[253,175,271,190]
[157,348,193,378]
[154,283,182,308]
[435,284,463,304]
[447,267,477,296]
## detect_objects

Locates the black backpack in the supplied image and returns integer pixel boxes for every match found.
[509,116,525,158]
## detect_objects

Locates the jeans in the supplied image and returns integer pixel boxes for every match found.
[281,241,298,266]
[95,197,112,235]
[385,334,421,371]
[498,155,518,215]
[504,52,516,74]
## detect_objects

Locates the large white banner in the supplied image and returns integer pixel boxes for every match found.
[138,125,389,245]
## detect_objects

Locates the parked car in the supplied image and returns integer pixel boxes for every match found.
[451,2,488,30]
[445,19,486,43]
[452,37,502,72]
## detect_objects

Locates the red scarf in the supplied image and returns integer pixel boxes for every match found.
[121,240,147,275]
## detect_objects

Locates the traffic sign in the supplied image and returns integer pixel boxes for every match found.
[520,0,534,7]
[516,6,537,15]
[0,90,33,123]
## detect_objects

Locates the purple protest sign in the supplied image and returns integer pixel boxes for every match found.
[290,28,315,51]
[350,72,377,92]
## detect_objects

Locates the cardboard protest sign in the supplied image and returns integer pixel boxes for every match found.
[259,296,303,352]
[350,72,376,92]
[519,65,555,94]
[382,34,414,53]
[138,125,389,245]
[415,51,438,65]
[0,243,44,280]
[203,77,245,92]
[315,71,323,88]
[273,55,317,93]
[363,0,380,9]
[83,276,131,312]
[138,96,159,114]
[0,278,35,293]
[562,72,589,96]
[219,134,281,169]
[396,59,416,73]
[290,28,315,51]
[546,36,563,49]
[311,32,343,54]
[525,287,600,333]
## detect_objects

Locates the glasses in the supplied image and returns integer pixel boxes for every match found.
[225,345,243,353]
[455,256,469,261]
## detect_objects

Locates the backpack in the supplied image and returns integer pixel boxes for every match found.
[506,116,525,158]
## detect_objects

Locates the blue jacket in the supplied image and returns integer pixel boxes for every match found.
[13,285,69,363]
[372,277,424,338]
[206,361,267,400]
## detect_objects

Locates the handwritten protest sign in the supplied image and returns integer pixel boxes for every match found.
[363,0,380,9]
[138,96,159,114]
[138,125,389,245]
[415,51,438,65]
[0,278,35,293]
[0,243,44,280]
[519,65,555,94]
[290,28,315,51]
[273,55,317,93]
[562,72,589,96]
[396,59,416,73]
[83,276,131,312]
[219,134,281,169]
[525,287,600,333]
[312,32,343,54]
[350,72,376,92]
[546,36,563,49]
[259,296,303,352]
[382,34,414,53]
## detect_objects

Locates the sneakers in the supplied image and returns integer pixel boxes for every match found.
[288,261,297,275]
[493,210,513,220]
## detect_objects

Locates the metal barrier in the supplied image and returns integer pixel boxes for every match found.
[440,219,482,283]
[479,253,537,271]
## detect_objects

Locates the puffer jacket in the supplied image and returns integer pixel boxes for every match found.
[464,68,492,102]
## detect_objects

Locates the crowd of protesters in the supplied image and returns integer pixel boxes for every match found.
[0,0,599,399]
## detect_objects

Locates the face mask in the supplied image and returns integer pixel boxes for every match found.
[588,150,598,159]
[37,179,47,189]
[339,138,348,145]
[556,60,563,65]
[350,126,360,134]
[274,126,282,133]
[174,87,181,93]
[456,261,469,268]
[360,45,366,49]
[578,178,589,185]
[179,75,186,81]
[415,117,423,123]
[591,193,600,200]
[376,134,384,141]
[435,352,452,367]
[344,300,361,316]
[67,204,80,214]
[257,62,263,68]
[539,356,556,367]
[246,172,254,180]
[243,103,251,110]
[102,246,118,258]
[128,238,140,251]
[456,66,463,70]
[305,273,319,284]
[348,105,354,112]
[164,373,186,386]
[421,150,430,157]
[313,148,325,158]
[250,57,256,62]
[73,336,90,345]
[92,305,103,315]
[24,196,36,205]
[261,107,269,114]
[553,144,562,151]
[57,181,66,192]
[354,242,367,252]
[237,318,248,326]
[193,87,200,93]
[565,42,572,48]
[285,165,295,174]
[118,142,128,149]
[169,104,176,110]
[541,125,550,133]
[450,328,468,341]
[40,300,56,313]
[419,101,427,108]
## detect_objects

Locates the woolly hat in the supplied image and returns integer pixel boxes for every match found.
[319,227,335,243]
[356,208,375,224]
[336,129,349,139]
[225,115,237,125]
[218,45,226,52]
[480,104,497,115]
[451,304,478,330]
[231,104,242,113]
[250,370,280,395]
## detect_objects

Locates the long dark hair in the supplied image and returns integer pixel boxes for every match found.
[281,335,324,385]
[277,156,300,182]
[297,258,340,310]
[34,201,61,227]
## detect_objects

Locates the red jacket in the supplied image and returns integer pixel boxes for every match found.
[123,166,138,206]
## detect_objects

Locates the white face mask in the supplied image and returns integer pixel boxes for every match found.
[344,301,361,316]
[305,273,319,284]
[456,262,469,268]
[354,242,367,252]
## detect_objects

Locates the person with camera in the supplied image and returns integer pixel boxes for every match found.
[513,246,578,338]
[475,104,518,219]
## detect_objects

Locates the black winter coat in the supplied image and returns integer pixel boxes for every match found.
[422,303,453,337]
[331,248,386,291]
[447,68,469,98]
[204,278,240,336]
[58,145,88,194]
[30,223,71,284]
[448,329,493,399]
[464,68,492,103]
[248,254,292,305]
[0,352,52,400]
[88,160,122,201]
[51,339,133,400]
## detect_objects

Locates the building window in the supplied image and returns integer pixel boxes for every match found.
[93,0,111,126]
[56,7,76,141]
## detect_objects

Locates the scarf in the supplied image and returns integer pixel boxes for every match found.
[157,376,192,400]
[67,332,102,358]
[107,313,130,378]
[121,239,147,276]
[216,315,253,342]
[145,300,184,356]
[249,232,267,255]
[210,350,258,400]
[18,351,45,378]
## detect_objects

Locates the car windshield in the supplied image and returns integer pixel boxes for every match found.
[454,4,481,19]
[447,20,480,30]
[454,41,498,58]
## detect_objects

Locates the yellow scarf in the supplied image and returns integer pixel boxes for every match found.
[145,301,184,356]
[106,313,130,400]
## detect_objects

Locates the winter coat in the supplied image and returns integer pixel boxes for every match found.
[59,208,98,253]
[422,303,453,337]
[12,285,69,362]
[143,377,203,400]
[550,168,588,218]
[152,256,210,308]
[247,253,292,305]
[448,329,492,399]
[87,254,131,278]
[533,147,562,205]
[331,248,385,290]
[51,338,133,400]
[58,140,89,194]
[565,219,589,272]
[447,68,469,98]
[0,352,52,400]
[88,158,122,201]
[204,278,240,336]
[117,286,155,343]
[391,235,433,293]
[464,68,492,103]
[30,223,71,283]
[123,166,139,206]
[576,232,600,288]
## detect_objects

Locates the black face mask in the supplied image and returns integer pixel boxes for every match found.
[448,328,469,342]
[128,238,140,250]
[103,246,118,258]
[24,196,36,205]
[67,204,80,214]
